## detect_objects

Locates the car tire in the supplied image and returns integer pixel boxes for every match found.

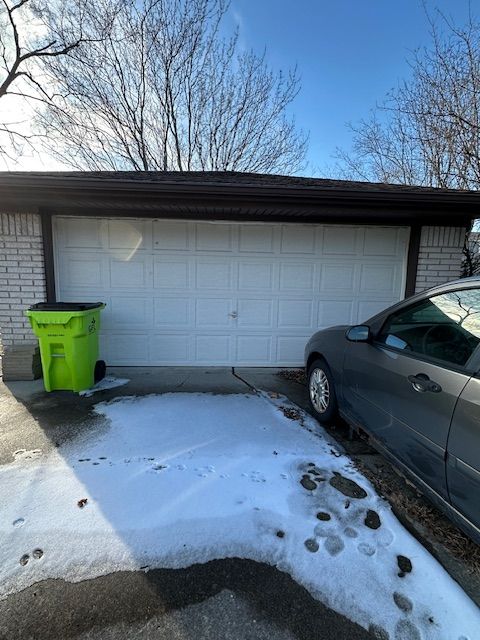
[307,358,338,424]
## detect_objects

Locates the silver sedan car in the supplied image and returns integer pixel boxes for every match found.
[305,277,480,544]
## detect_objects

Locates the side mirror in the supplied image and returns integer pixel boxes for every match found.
[346,325,370,342]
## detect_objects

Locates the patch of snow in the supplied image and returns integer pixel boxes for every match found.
[0,392,477,640]
[79,375,129,397]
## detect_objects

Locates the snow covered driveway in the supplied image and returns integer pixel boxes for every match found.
[0,391,478,639]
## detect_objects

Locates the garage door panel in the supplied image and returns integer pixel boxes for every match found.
[318,300,354,327]
[196,299,233,327]
[237,299,273,328]
[105,220,149,253]
[277,336,311,364]
[278,299,313,329]
[359,263,399,293]
[239,225,275,253]
[106,334,149,363]
[195,223,233,252]
[358,299,396,321]
[109,258,150,289]
[62,253,104,288]
[238,262,273,290]
[196,261,233,289]
[154,259,189,289]
[154,298,191,326]
[323,227,357,255]
[195,335,230,362]
[363,227,399,256]
[280,263,315,290]
[280,225,316,254]
[151,334,190,363]
[54,218,408,366]
[320,263,356,292]
[153,221,190,251]
[59,218,103,249]
[236,336,272,363]
[107,297,152,329]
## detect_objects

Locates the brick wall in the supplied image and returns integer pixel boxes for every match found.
[0,213,46,349]
[415,226,466,293]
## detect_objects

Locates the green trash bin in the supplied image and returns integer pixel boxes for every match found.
[26,302,106,392]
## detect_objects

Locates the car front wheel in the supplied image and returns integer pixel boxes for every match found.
[308,358,338,424]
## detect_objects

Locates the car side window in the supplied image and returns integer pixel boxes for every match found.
[378,288,480,367]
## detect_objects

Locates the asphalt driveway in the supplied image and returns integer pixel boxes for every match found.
[0,367,376,640]
[0,367,478,639]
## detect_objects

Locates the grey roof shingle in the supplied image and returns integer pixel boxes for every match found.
[0,170,476,194]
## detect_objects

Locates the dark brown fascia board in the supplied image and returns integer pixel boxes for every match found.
[0,175,478,222]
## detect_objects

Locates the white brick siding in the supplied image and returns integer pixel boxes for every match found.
[415,226,466,293]
[0,213,46,349]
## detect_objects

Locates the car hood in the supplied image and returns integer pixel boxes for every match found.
[308,325,349,343]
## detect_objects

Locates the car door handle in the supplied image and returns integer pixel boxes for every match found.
[408,374,442,393]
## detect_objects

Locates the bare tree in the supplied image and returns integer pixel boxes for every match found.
[336,10,480,189]
[36,0,307,173]
[462,230,480,276]
[335,9,480,277]
[0,0,110,159]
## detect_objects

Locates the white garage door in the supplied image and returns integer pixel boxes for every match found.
[54,217,409,366]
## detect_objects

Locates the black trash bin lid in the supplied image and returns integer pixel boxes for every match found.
[28,302,105,311]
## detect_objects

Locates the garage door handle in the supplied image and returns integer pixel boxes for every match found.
[408,374,442,393]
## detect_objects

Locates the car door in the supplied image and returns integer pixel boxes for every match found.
[446,374,480,533]
[342,287,480,500]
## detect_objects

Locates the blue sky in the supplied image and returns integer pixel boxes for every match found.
[227,0,476,176]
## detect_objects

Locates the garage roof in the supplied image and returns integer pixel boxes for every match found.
[0,171,477,224]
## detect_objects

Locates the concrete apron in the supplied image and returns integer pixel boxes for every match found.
[0,368,375,640]
[0,367,310,464]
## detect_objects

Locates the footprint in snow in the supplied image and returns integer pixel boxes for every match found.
[397,555,413,577]
[304,538,319,553]
[377,527,394,548]
[394,619,421,640]
[324,535,344,556]
[32,548,44,560]
[19,554,29,566]
[300,476,317,491]
[316,512,331,521]
[358,542,376,557]
[13,518,25,528]
[242,471,266,483]
[364,509,381,530]
[196,466,215,476]
[393,592,413,613]
[368,623,389,640]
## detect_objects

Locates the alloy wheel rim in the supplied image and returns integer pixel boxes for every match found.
[309,368,330,414]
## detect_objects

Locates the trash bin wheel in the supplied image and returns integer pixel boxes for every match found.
[94,360,106,383]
